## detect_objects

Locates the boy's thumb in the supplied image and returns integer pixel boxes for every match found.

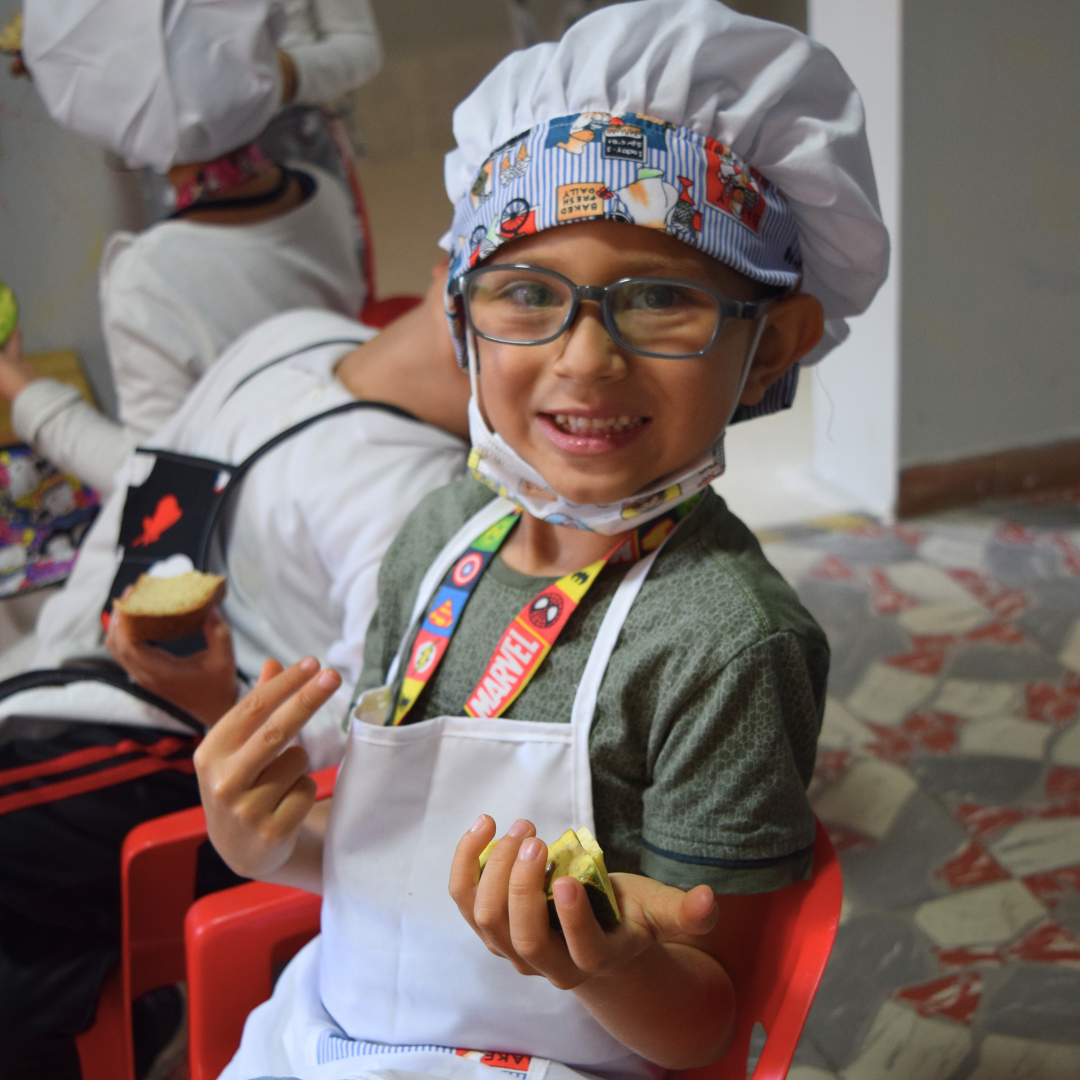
[679,884,719,936]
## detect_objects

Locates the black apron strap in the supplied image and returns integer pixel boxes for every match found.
[197,399,420,567]
[0,666,203,734]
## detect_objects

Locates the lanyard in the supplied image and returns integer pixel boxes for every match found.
[391,493,702,725]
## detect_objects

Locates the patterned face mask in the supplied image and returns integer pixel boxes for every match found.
[444,110,804,424]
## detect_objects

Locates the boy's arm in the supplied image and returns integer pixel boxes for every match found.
[194,658,342,892]
[450,818,736,1069]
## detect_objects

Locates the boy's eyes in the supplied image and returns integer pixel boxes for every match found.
[618,283,701,313]
[494,281,562,308]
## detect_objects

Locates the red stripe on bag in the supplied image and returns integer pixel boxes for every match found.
[0,751,196,815]
[0,735,193,789]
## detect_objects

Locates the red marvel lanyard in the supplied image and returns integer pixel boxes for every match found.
[391,494,702,724]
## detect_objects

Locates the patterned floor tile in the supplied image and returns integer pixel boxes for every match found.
[775,491,1080,1076]
[914,881,1047,948]
[988,819,1080,877]
[979,967,1080,1041]
[1052,722,1080,767]
[839,1000,972,1080]
[846,663,939,726]
[958,718,1051,761]
[966,1033,1080,1080]
[910,755,1043,804]
[812,758,918,839]
[933,679,1023,720]
[836,794,967,911]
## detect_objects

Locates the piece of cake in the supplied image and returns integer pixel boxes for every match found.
[113,570,226,641]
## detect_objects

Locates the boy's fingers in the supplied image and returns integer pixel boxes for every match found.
[210,658,324,752]
[548,876,612,978]
[448,814,496,925]
[507,837,573,979]
[472,820,536,969]
[257,658,284,686]
[245,744,313,821]
[225,666,340,789]
[624,876,718,942]
[203,609,234,661]
[679,884,720,936]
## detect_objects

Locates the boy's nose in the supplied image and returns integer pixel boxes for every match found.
[551,304,627,380]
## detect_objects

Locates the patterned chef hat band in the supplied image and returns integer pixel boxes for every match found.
[443,111,803,420]
[448,111,801,284]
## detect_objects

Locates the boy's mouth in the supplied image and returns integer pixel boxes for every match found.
[537,411,650,455]
[550,413,646,436]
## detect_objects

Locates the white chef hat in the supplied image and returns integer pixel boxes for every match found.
[442,0,890,410]
[23,0,285,172]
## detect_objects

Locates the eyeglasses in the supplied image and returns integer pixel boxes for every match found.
[450,264,762,360]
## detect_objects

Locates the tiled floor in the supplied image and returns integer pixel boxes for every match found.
[760,490,1080,1080]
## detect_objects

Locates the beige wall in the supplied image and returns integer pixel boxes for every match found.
[898,0,1080,466]
[352,0,806,297]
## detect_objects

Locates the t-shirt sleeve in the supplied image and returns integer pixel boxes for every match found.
[639,630,825,894]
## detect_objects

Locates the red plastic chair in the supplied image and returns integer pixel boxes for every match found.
[185,819,841,1080]
[74,767,338,1080]
[360,294,423,330]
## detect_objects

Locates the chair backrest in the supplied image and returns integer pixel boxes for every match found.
[676,819,842,1080]
[75,766,339,1080]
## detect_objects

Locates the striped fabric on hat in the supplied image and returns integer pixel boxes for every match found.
[447,111,801,288]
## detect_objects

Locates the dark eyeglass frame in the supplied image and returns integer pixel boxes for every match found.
[449,263,763,360]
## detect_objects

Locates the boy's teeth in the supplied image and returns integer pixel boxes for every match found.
[552,414,643,435]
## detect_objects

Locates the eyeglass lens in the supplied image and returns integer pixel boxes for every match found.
[465,267,722,357]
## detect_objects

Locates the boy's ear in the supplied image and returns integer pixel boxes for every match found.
[739,294,825,406]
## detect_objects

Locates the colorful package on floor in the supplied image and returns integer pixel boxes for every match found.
[0,444,99,596]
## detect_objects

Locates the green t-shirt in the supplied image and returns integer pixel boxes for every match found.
[356,478,828,894]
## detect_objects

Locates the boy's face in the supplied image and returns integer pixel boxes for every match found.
[475,220,813,508]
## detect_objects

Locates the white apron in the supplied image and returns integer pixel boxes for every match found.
[222,499,673,1080]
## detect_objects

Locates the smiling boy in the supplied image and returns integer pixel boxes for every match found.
[195,2,889,1077]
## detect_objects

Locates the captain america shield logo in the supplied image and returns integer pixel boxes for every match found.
[452,552,484,587]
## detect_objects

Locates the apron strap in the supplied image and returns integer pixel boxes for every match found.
[197,399,422,569]
[222,338,368,404]
[568,510,695,826]
[0,665,204,734]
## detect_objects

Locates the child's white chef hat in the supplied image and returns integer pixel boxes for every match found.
[22,0,284,172]
[443,0,890,373]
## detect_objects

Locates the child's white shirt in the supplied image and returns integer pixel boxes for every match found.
[2,310,467,769]
[12,165,362,495]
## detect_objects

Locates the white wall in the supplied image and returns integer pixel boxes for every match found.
[806,0,903,521]
[898,0,1080,467]
[0,0,144,414]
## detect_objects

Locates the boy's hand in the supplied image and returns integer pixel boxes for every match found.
[106,603,237,727]
[449,816,718,991]
[0,329,37,404]
[194,657,341,881]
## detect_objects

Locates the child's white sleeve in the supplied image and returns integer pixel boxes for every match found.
[11,380,134,495]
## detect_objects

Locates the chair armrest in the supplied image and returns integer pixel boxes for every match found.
[186,881,322,1080]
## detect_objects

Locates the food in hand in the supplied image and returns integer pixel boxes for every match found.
[479,826,622,930]
[113,570,226,641]
[0,282,18,350]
